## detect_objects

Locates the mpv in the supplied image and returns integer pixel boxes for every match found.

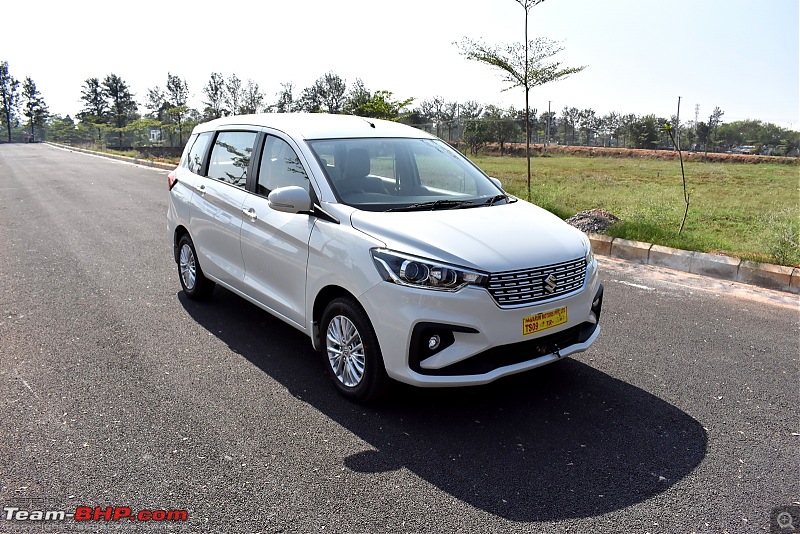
[167,114,603,401]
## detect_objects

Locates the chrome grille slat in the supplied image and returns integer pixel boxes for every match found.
[487,258,587,307]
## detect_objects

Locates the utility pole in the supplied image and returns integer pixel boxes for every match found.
[546,100,551,146]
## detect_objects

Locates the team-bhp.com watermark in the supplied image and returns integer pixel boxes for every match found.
[3,503,188,524]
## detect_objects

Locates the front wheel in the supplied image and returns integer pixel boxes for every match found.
[320,297,389,402]
[177,234,215,300]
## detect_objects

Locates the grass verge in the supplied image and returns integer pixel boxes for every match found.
[471,153,800,266]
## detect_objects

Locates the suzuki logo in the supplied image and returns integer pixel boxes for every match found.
[544,274,558,293]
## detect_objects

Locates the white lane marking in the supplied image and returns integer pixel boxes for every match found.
[611,279,655,291]
[599,257,798,310]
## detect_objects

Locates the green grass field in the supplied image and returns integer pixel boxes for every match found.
[469,154,800,266]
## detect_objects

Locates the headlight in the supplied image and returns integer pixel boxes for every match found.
[584,237,595,266]
[371,249,488,291]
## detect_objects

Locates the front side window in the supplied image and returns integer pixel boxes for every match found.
[257,135,310,196]
[307,138,504,211]
[207,131,257,188]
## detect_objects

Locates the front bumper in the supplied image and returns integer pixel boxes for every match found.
[358,266,603,387]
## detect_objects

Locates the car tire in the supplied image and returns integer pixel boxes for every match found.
[320,297,389,402]
[177,234,215,300]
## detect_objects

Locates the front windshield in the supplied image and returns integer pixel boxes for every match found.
[307,137,507,211]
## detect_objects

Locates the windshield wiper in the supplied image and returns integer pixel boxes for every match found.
[482,194,508,206]
[384,200,475,212]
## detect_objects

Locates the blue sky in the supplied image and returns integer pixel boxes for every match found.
[4,0,798,128]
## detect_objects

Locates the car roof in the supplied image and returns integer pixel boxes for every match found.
[191,113,436,140]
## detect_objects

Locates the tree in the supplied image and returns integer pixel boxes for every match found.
[459,100,484,121]
[225,74,243,115]
[662,120,690,234]
[47,114,91,144]
[705,106,724,155]
[715,119,799,154]
[274,82,296,113]
[782,130,800,157]
[353,90,413,121]
[144,86,166,118]
[457,0,586,200]
[78,77,108,143]
[344,79,371,115]
[417,96,457,138]
[560,106,571,145]
[602,112,621,147]
[0,61,20,142]
[102,73,138,148]
[240,79,265,114]
[681,120,697,150]
[485,105,520,155]
[418,96,444,135]
[619,113,637,148]
[577,108,596,145]
[21,77,48,142]
[695,121,710,150]
[440,101,459,142]
[202,72,226,119]
[166,73,189,145]
[144,86,169,145]
[298,83,323,113]
[299,72,347,114]
[561,106,580,145]
[629,115,662,149]
[462,119,492,155]
[317,72,347,114]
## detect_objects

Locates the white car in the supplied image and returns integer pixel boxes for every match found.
[167,113,603,401]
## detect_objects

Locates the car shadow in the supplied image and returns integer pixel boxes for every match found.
[179,288,707,522]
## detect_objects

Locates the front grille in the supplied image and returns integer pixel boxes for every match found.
[487,257,587,307]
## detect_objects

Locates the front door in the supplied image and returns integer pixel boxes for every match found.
[239,134,316,328]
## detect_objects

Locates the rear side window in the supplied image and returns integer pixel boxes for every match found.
[182,132,212,175]
[207,131,258,188]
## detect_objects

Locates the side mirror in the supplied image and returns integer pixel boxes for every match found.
[489,177,503,190]
[268,186,312,214]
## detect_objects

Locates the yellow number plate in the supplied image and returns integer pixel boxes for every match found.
[523,307,568,336]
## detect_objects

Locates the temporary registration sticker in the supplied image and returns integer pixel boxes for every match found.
[522,307,568,336]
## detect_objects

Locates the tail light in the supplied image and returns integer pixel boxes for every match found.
[168,171,178,190]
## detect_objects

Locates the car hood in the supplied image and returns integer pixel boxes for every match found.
[349,200,588,273]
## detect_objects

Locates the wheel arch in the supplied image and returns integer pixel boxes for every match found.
[173,225,190,263]
[311,285,360,351]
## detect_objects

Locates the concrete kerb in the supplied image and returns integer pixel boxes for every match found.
[41,144,800,295]
[737,261,796,292]
[588,233,799,295]
[609,238,651,263]
[46,142,175,171]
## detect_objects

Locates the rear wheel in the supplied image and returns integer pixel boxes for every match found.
[177,234,215,300]
[320,297,389,402]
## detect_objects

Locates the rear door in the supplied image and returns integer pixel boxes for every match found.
[189,129,258,287]
[239,134,316,327]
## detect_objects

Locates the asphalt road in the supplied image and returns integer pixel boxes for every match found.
[0,144,797,533]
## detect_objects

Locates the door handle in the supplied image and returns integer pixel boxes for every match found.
[198,184,206,196]
[242,207,257,220]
